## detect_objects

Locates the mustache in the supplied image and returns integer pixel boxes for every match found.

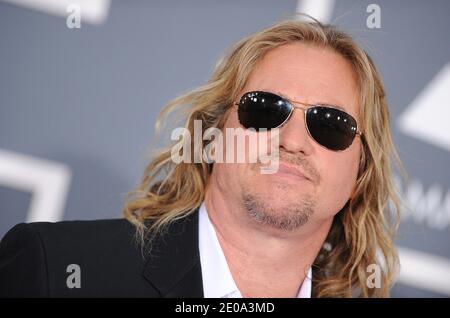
[258,151,321,184]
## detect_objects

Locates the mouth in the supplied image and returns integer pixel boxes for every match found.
[273,163,312,182]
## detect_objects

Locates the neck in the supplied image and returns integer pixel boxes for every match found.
[203,180,332,298]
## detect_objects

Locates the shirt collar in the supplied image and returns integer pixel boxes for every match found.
[198,202,312,298]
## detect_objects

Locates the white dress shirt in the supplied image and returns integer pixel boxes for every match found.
[198,202,312,298]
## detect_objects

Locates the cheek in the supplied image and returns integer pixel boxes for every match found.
[219,107,267,166]
[212,110,253,190]
[223,106,240,129]
[318,146,360,212]
[212,162,240,194]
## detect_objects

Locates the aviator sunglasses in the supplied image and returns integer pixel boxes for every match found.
[236,91,362,151]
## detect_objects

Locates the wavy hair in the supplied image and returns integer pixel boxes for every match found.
[123,19,404,297]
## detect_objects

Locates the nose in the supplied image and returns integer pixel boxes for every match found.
[278,108,314,156]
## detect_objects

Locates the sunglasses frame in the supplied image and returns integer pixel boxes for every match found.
[235,91,363,152]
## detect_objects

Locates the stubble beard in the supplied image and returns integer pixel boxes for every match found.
[241,183,316,231]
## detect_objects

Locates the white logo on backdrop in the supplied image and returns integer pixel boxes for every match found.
[398,64,450,152]
[0,0,111,25]
[399,178,450,231]
[0,149,72,223]
[397,64,450,232]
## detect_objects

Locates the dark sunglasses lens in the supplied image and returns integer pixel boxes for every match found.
[306,107,358,151]
[238,91,292,130]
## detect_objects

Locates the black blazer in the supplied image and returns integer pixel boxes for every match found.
[0,209,203,297]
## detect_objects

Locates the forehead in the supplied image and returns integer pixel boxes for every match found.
[243,42,360,118]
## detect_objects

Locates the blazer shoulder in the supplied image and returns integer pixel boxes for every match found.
[9,218,140,259]
[0,218,151,297]
[25,218,137,243]
[0,222,50,297]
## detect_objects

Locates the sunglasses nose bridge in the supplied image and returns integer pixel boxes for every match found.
[291,104,307,115]
[290,105,308,131]
[279,104,314,154]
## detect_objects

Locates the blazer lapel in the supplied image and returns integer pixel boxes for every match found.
[142,209,204,298]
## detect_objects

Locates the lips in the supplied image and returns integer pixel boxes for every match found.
[275,163,311,182]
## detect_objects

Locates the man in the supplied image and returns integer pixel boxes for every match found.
[0,19,402,298]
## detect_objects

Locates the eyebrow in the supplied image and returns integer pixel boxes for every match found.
[276,91,347,112]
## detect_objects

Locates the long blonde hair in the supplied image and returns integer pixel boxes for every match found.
[123,19,404,297]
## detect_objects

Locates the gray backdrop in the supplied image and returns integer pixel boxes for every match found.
[1,0,449,297]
